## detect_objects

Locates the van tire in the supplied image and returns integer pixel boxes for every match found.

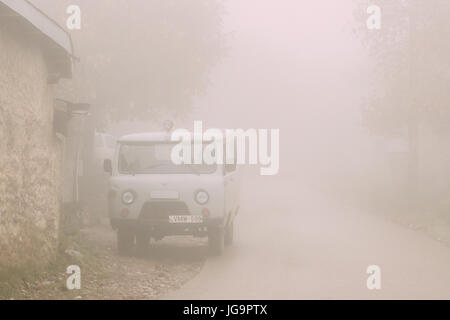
[136,231,151,256]
[208,227,225,256]
[117,227,134,256]
[224,221,234,246]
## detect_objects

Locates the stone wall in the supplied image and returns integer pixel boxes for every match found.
[0,25,62,270]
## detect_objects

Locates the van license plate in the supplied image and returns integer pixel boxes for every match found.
[169,215,203,224]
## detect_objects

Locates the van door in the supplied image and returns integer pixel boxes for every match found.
[224,141,239,225]
[224,164,238,224]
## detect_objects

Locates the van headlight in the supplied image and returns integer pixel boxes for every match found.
[122,191,135,205]
[195,190,209,205]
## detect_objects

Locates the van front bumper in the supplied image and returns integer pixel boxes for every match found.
[110,217,224,236]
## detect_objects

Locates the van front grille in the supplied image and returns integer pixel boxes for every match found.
[139,201,190,220]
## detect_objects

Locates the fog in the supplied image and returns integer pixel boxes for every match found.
[188,0,373,182]
[2,0,450,300]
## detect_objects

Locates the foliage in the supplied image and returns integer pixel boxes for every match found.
[355,0,450,136]
[32,0,226,125]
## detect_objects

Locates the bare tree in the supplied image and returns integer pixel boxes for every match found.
[355,0,450,200]
[32,0,226,124]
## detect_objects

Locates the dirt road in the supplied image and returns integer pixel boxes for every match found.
[8,226,206,300]
[10,176,450,300]
[165,177,450,300]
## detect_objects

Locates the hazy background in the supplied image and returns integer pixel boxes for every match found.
[187,0,374,185]
[4,0,449,300]
[30,0,450,214]
[31,0,379,188]
[28,0,450,224]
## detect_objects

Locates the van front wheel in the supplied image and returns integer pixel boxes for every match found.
[117,227,134,256]
[224,221,234,246]
[208,227,225,256]
[136,231,151,256]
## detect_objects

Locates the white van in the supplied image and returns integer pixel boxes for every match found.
[104,132,240,256]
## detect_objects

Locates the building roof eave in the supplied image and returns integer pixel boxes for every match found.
[0,0,74,79]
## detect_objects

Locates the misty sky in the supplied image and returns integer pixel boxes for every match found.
[187,0,375,179]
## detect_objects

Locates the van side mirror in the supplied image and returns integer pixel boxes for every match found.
[104,159,112,174]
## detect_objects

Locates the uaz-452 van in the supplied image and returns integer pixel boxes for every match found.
[104,132,240,256]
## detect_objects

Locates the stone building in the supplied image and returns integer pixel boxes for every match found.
[0,0,74,270]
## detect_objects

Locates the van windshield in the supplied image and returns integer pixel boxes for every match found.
[118,142,217,175]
